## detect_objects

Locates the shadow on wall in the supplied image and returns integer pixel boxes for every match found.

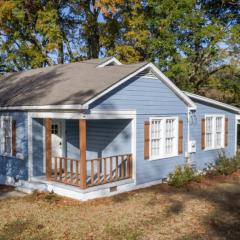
[0,156,28,182]
[66,119,132,159]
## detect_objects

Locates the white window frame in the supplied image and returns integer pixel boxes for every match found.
[205,114,225,150]
[149,116,178,160]
[0,116,13,156]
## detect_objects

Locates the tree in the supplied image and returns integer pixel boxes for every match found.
[0,0,79,72]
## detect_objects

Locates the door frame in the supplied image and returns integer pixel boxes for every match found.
[43,119,66,174]
[236,115,240,153]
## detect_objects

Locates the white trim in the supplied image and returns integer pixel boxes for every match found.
[149,116,179,160]
[186,108,191,161]
[83,63,197,109]
[235,115,238,154]
[204,114,225,151]
[28,110,137,183]
[185,92,240,114]
[97,57,122,68]
[0,104,84,111]
[28,110,136,120]
[131,115,137,184]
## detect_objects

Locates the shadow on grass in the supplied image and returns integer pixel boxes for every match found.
[0,219,52,240]
[0,185,15,196]
[104,223,142,240]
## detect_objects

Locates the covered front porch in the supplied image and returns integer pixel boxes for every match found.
[30,111,135,190]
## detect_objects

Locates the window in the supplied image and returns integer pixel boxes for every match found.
[0,116,12,155]
[51,124,58,134]
[205,115,224,149]
[150,117,178,159]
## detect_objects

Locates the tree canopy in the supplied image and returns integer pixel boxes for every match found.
[0,0,239,106]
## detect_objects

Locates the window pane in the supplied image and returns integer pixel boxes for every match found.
[151,120,162,157]
[206,117,213,148]
[3,118,11,154]
[215,117,223,147]
[165,119,175,155]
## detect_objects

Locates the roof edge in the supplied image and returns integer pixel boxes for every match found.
[184,91,240,114]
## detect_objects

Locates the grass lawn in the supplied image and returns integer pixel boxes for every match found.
[0,173,240,240]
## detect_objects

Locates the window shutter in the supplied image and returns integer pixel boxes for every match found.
[144,121,150,160]
[225,118,228,147]
[12,120,16,156]
[178,119,183,154]
[201,118,205,150]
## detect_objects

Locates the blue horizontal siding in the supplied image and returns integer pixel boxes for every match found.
[91,75,189,184]
[190,100,237,170]
[32,118,44,176]
[66,119,132,160]
[0,112,28,183]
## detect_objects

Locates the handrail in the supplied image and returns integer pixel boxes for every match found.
[50,154,132,188]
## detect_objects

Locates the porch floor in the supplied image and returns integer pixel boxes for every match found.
[30,176,135,194]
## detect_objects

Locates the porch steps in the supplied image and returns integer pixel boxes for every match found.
[16,180,48,194]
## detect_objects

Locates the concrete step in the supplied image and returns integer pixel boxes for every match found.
[16,180,47,194]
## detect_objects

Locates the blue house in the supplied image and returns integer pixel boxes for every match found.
[0,57,239,200]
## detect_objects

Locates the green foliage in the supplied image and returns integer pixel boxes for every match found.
[0,0,239,107]
[208,153,240,176]
[168,165,197,188]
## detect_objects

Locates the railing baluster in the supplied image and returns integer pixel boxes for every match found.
[70,159,73,184]
[59,158,62,181]
[129,154,132,178]
[91,160,94,185]
[75,160,79,185]
[64,158,67,182]
[104,158,107,183]
[97,158,101,184]
[50,154,132,187]
[121,155,125,178]
[54,157,58,180]
[110,157,113,182]
[116,156,119,180]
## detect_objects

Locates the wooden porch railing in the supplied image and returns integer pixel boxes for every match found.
[50,154,132,188]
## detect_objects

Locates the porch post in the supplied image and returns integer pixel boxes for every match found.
[79,119,87,189]
[45,118,52,180]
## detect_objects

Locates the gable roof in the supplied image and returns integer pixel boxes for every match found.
[0,58,146,109]
[0,57,196,110]
[185,91,240,114]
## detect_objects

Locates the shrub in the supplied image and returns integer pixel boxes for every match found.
[168,165,197,188]
[210,153,240,176]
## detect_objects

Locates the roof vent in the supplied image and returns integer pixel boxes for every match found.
[97,57,122,68]
[136,69,158,79]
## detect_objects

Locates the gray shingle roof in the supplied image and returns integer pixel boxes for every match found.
[0,58,147,107]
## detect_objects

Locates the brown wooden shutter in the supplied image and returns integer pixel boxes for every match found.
[178,119,183,154]
[225,118,228,147]
[201,118,205,150]
[144,121,150,160]
[12,120,16,157]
